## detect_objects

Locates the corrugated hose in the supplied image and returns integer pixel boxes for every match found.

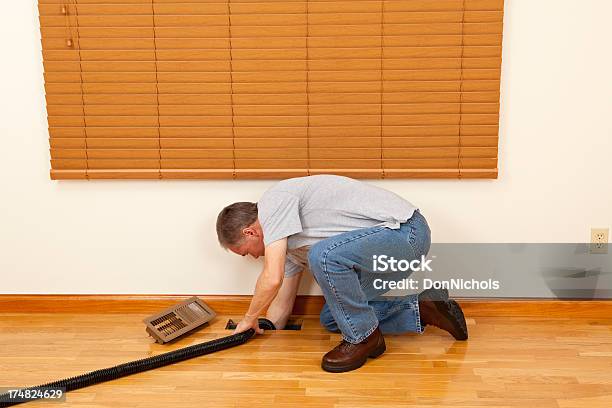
[0,318,276,407]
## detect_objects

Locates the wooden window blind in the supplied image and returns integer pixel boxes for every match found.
[40,0,504,180]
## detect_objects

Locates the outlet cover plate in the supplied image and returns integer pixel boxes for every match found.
[590,228,609,254]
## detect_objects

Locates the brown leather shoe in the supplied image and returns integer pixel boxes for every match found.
[321,327,386,373]
[419,287,449,303]
[419,296,468,341]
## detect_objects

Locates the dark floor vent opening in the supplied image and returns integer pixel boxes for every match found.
[225,318,303,331]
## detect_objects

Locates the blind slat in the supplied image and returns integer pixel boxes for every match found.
[61,138,510,151]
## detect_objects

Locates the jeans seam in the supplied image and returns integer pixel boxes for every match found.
[321,245,358,340]
[411,296,424,334]
[353,321,379,344]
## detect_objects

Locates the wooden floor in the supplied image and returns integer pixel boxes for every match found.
[1,309,611,407]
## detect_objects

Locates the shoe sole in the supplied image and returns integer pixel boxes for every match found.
[419,287,449,302]
[433,299,469,341]
[321,341,386,373]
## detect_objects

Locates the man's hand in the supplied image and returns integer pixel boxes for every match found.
[233,315,264,335]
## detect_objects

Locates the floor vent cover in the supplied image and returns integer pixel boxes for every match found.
[143,297,216,343]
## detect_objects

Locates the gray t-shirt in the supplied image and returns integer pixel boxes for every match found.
[257,175,417,277]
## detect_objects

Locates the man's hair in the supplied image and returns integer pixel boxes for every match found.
[216,202,258,248]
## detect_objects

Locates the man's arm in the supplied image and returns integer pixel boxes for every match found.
[232,238,287,335]
[266,269,303,329]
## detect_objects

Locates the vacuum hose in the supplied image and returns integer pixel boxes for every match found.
[0,318,276,407]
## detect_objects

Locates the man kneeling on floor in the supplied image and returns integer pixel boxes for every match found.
[216,175,468,373]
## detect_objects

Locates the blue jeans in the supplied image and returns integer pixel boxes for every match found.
[308,210,431,344]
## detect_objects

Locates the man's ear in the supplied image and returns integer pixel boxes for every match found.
[242,221,262,238]
[242,226,257,237]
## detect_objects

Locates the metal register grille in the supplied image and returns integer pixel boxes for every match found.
[143,297,216,344]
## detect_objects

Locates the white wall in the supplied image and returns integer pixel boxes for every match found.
[1,1,610,295]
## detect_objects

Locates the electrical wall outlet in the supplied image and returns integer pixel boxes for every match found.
[590,228,609,254]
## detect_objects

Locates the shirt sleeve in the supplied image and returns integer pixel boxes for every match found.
[284,258,303,278]
[257,191,303,246]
